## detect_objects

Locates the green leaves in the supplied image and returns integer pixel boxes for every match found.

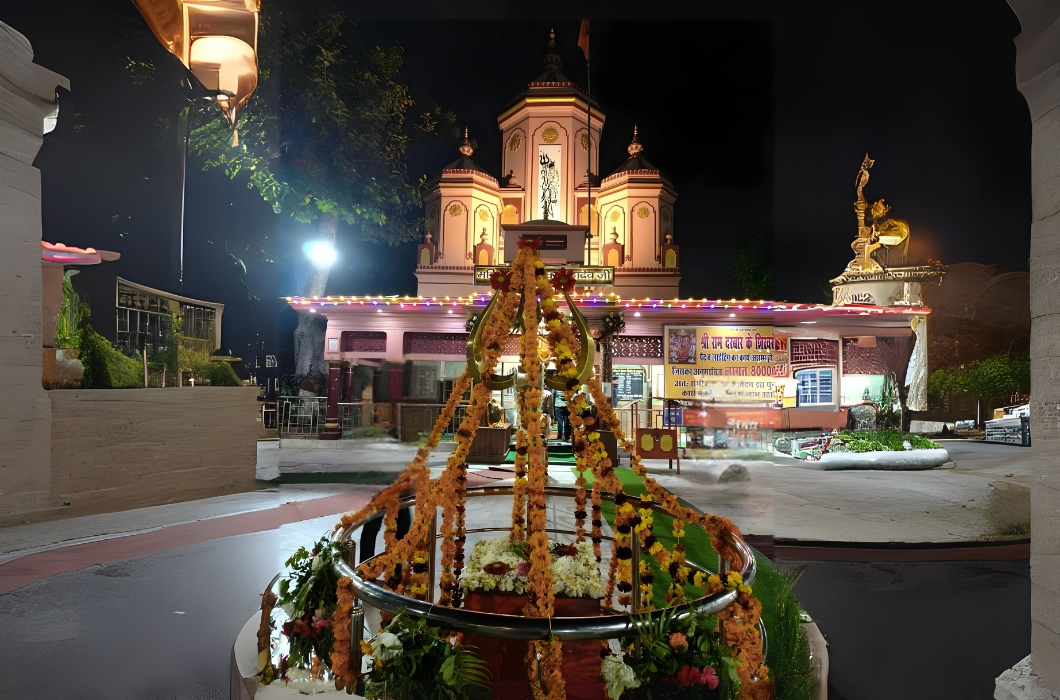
[189,4,448,247]
[928,351,1030,410]
[364,613,489,700]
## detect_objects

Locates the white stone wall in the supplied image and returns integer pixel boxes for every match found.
[0,22,68,524]
[1010,1,1060,693]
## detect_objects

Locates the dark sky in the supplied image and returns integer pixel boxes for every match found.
[2,0,1029,367]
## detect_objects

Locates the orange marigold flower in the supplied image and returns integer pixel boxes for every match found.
[668,632,689,650]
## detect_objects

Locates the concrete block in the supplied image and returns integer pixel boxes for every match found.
[995,655,1060,700]
[1031,620,1060,694]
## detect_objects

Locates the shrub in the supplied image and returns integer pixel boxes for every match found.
[196,361,243,386]
[836,429,941,452]
[77,304,143,389]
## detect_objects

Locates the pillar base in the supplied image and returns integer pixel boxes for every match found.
[319,430,342,441]
[995,656,1059,700]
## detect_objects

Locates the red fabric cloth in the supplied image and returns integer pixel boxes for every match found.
[462,592,605,700]
[578,19,590,60]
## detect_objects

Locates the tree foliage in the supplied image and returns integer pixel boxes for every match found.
[927,351,1031,407]
[189,3,457,245]
[732,230,775,300]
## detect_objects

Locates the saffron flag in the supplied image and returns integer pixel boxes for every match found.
[578,19,590,60]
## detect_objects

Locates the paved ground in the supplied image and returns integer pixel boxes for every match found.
[642,439,1032,542]
[259,436,1033,543]
[791,559,1030,700]
[0,437,1034,698]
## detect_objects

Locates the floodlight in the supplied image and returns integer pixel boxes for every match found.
[303,240,337,269]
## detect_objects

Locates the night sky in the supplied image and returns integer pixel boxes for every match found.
[2,0,1029,369]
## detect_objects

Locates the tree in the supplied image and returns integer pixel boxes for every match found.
[731,230,775,300]
[190,3,457,382]
[927,350,1031,419]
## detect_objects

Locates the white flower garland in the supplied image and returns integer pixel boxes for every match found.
[458,537,604,599]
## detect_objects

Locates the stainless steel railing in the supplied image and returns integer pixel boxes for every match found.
[331,485,761,646]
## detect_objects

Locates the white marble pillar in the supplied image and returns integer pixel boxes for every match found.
[0,22,67,523]
[1006,2,1060,697]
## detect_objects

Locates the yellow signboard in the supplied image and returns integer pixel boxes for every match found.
[663,325,787,404]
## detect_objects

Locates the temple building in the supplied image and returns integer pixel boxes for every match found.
[414,41,679,301]
[286,44,934,442]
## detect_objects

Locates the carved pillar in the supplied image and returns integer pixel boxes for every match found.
[0,22,67,524]
[342,364,353,402]
[1003,2,1060,693]
[320,360,344,440]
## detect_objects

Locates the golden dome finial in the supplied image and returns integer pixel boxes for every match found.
[459,127,473,157]
[627,125,643,157]
[549,27,556,50]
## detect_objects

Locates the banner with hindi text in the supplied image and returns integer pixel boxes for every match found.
[663,325,786,404]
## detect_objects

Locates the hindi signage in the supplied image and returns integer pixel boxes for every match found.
[663,325,786,404]
[474,265,614,286]
[613,368,645,402]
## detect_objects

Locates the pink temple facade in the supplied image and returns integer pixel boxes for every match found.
[288,43,933,435]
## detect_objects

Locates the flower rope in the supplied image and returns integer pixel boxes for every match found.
[329,576,356,692]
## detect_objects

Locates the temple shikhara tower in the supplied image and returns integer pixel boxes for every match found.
[415,36,680,299]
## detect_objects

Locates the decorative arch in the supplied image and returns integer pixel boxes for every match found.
[473,205,497,265]
[630,200,658,265]
[533,122,569,221]
[504,128,527,186]
[603,205,626,262]
[574,128,598,186]
[440,199,468,261]
[578,203,599,237]
[425,205,439,241]
[502,204,519,225]
[660,205,673,243]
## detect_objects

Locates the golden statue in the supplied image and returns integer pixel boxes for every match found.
[845,154,909,274]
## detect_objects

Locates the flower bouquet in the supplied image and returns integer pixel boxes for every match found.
[604,607,741,700]
[458,537,604,599]
[268,537,349,686]
[361,612,490,700]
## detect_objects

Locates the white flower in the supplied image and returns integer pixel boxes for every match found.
[601,655,640,700]
[370,631,402,661]
[285,667,311,682]
[311,555,323,571]
[458,537,603,599]
[281,603,296,619]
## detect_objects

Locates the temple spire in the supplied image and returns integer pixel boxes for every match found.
[627,125,643,157]
[459,127,473,157]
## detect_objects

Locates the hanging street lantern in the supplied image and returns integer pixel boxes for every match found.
[132,0,260,144]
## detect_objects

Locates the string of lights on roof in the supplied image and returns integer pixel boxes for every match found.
[284,294,929,315]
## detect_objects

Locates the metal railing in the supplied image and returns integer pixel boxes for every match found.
[396,403,470,442]
[279,397,396,438]
[278,396,327,436]
[329,485,761,644]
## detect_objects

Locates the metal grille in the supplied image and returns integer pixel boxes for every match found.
[790,339,838,365]
[614,335,663,358]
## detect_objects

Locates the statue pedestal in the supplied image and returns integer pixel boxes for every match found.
[461,592,605,700]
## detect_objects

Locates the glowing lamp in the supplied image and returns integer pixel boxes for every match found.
[133,0,260,140]
[303,240,337,268]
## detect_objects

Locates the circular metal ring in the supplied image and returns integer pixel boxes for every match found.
[330,484,759,642]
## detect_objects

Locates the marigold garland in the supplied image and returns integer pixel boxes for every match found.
[322,243,772,699]
[329,576,357,692]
